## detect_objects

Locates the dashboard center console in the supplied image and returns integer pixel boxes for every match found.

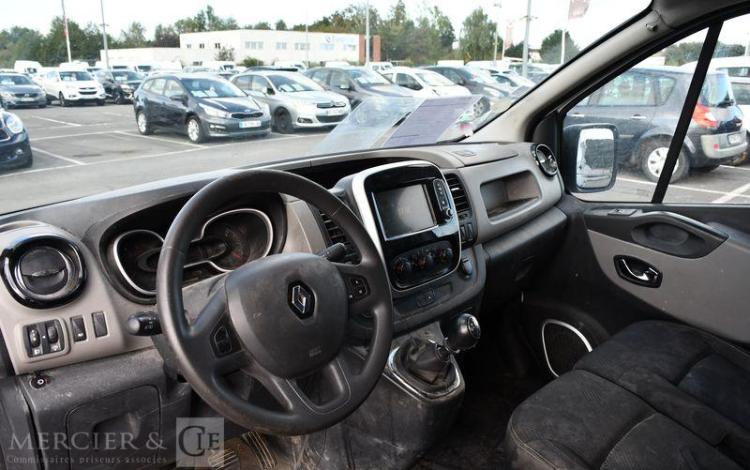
[353,162,461,290]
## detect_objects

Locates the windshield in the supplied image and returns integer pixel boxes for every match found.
[59,71,93,81]
[701,73,735,107]
[268,74,322,92]
[112,71,143,82]
[347,69,389,86]
[0,74,33,86]
[416,71,453,87]
[732,80,750,105]
[181,78,246,98]
[0,0,654,213]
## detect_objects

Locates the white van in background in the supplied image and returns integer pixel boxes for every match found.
[202,61,236,72]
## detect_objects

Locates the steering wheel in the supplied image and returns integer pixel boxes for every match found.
[157,169,393,435]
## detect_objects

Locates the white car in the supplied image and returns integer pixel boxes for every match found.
[382,67,471,97]
[41,69,106,106]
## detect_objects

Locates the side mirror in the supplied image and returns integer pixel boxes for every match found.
[338,83,351,91]
[170,93,188,103]
[266,87,275,95]
[562,124,618,192]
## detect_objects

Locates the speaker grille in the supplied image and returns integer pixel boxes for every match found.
[542,320,592,377]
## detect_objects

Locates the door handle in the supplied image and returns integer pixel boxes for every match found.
[630,114,648,120]
[614,256,662,288]
[569,112,585,118]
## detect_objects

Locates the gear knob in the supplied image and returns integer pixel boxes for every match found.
[443,313,481,353]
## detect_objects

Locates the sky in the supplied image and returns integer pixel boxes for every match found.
[3,1,749,50]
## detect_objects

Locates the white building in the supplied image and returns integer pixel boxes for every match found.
[99,47,181,67]
[179,29,364,66]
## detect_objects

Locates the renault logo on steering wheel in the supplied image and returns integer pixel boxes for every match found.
[288,282,315,319]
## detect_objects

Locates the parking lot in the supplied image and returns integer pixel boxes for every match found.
[4,103,750,214]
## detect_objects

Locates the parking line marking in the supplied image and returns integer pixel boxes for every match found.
[618,177,750,200]
[712,182,750,203]
[29,116,82,127]
[33,131,120,141]
[114,131,206,148]
[31,147,85,165]
[719,165,750,172]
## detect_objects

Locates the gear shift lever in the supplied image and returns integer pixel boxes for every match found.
[399,313,481,386]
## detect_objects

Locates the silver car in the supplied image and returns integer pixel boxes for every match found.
[232,71,350,133]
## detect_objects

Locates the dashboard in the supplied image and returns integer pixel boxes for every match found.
[0,142,562,374]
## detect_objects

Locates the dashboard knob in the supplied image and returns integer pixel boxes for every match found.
[393,257,413,277]
[436,247,453,264]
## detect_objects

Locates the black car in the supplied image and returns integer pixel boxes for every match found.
[0,108,32,170]
[305,66,414,108]
[133,73,272,143]
[566,66,746,181]
[0,73,46,108]
[94,70,144,104]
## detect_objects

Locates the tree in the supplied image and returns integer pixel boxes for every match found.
[215,47,234,61]
[0,27,44,68]
[174,6,237,33]
[664,42,702,66]
[505,42,525,58]
[275,20,288,31]
[253,22,272,30]
[539,29,579,63]
[380,1,415,61]
[460,8,497,62]
[432,7,455,51]
[716,42,745,58]
[241,56,264,67]
[119,22,148,48]
[36,18,105,64]
[154,24,179,47]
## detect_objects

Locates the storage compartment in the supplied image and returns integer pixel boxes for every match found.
[480,171,540,219]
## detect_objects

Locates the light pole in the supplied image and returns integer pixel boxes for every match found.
[305,9,310,66]
[522,0,532,78]
[61,0,72,63]
[100,0,110,69]
[493,2,502,66]
[365,1,371,65]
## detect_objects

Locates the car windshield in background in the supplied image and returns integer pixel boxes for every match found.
[415,71,453,87]
[701,73,735,107]
[112,71,143,82]
[182,78,245,98]
[0,75,33,86]
[60,71,92,81]
[348,69,389,86]
[268,74,322,92]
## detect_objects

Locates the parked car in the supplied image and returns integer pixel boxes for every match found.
[94,70,144,104]
[0,108,32,170]
[232,71,350,133]
[423,66,507,100]
[381,67,471,97]
[367,61,394,73]
[12,60,43,85]
[508,62,555,83]
[305,66,414,108]
[730,76,750,165]
[133,73,271,143]
[41,69,106,107]
[566,66,746,181]
[274,61,307,71]
[0,73,47,108]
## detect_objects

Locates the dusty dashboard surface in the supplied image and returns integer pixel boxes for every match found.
[0,141,562,374]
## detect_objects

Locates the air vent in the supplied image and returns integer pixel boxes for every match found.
[319,211,359,263]
[445,174,471,215]
[1,236,85,308]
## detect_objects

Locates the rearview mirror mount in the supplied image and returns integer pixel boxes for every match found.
[562,124,618,193]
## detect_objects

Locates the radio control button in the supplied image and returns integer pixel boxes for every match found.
[393,257,413,277]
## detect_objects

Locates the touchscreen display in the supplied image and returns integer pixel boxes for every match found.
[374,184,436,239]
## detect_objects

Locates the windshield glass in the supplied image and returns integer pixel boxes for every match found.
[112,71,143,81]
[701,73,735,107]
[181,78,245,98]
[0,74,33,86]
[268,74,322,92]
[347,69,389,86]
[0,0,654,213]
[416,71,453,87]
[59,71,93,81]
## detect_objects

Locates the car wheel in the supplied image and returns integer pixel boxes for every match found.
[59,93,68,107]
[114,91,124,105]
[38,104,46,109]
[186,116,206,143]
[639,138,689,183]
[729,151,748,166]
[46,95,53,105]
[274,109,294,134]
[96,99,105,106]
[136,110,153,135]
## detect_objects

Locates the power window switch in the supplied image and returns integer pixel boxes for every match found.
[71,316,86,342]
[27,326,40,348]
[92,311,108,338]
[30,346,43,357]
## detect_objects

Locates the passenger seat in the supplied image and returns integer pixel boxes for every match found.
[505,321,750,469]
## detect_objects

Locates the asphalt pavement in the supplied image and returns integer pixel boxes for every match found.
[3,103,750,214]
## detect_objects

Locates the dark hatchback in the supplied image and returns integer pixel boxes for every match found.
[566,66,746,181]
[133,73,271,143]
[305,67,414,108]
[94,70,144,104]
[0,73,46,109]
[0,108,32,171]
